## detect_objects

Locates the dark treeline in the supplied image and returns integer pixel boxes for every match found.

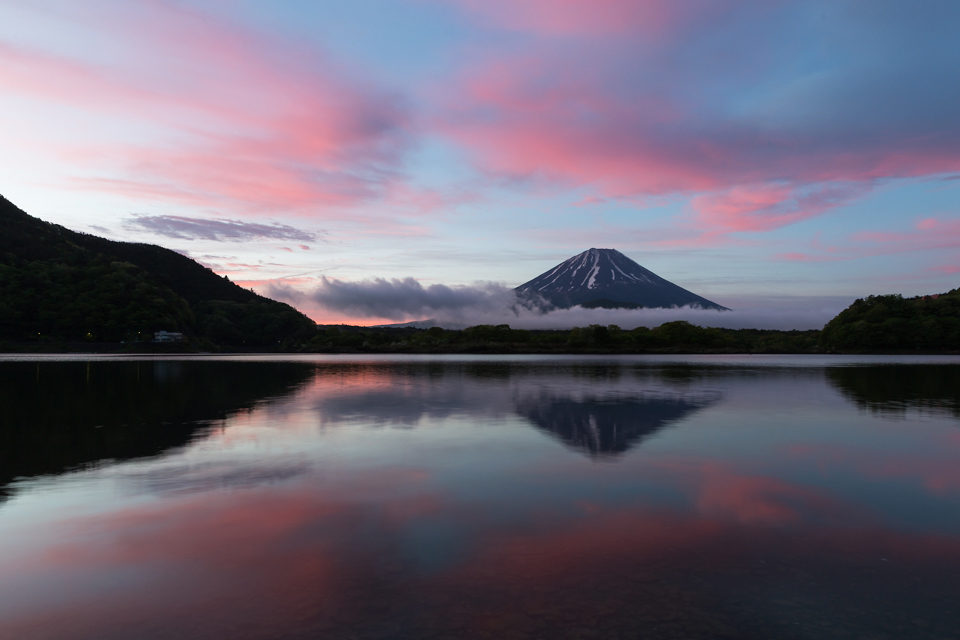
[292,322,822,354]
[293,287,960,354]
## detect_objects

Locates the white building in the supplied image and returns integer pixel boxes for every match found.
[154,331,185,343]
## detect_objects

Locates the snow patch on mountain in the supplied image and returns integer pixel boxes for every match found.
[515,248,728,311]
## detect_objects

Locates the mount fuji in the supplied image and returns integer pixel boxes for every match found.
[515,248,729,311]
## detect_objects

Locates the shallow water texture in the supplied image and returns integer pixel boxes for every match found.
[1,355,960,640]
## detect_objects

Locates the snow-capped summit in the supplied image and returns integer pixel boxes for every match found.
[515,248,728,310]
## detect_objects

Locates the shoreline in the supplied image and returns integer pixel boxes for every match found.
[3,346,959,356]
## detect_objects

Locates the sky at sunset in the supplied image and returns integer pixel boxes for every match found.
[1,0,958,326]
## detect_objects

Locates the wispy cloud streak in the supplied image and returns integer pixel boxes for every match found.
[438,0,960,237]
[0,2,413,214]
[124,215,322,242]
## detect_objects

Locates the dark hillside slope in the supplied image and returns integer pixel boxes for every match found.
[74,233,255,306]
[0,195,315,346]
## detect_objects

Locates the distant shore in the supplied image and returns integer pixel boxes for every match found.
[3,342,958,357]
[5,288,960,356]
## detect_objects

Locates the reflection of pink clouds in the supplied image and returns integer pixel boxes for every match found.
[462,508,722,580]
[693,463,851,524]
[0,474,442,640]
[42,492,337,569]
[614,458,865,526]
[287,366,407,395]
[3,493,341,639]
[879,461,960,496]
[785,441,960,495]
[802,444,960,496]
[0,5,411,215]
[441,499,960,603]
[4,447,960,638]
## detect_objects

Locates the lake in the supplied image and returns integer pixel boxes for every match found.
[1,355,959,640]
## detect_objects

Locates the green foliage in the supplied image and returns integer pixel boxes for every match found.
[195,300,316,347]
[0,251,192,342]
[820,291,960,351]
[0,195,315,346]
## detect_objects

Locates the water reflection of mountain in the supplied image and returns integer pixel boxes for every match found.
[0,361,315,500]
[516,392,720,457]
[300,362,725,457]
[827,365,960,418]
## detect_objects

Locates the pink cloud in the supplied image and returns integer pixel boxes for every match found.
[433,1,960,238]
[445,0,735,37]
[929,265,960,275]
[0,3,412,215]
[775,252,850,263]
[852,217,960,250]
[691,182,867,233]
[439,51,957,233]
[771,216,960,265]
[571,196,607,207]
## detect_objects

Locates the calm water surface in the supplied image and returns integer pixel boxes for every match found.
[1,355,959,640]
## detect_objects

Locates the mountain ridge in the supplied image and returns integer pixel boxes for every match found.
[0,195,316,346]
[516,248,728,311]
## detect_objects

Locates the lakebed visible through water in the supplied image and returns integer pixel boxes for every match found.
[0,355,958,640]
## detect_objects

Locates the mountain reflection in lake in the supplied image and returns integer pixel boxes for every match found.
[0,356,959,640]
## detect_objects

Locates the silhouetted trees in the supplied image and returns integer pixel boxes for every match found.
[292,321,822,354]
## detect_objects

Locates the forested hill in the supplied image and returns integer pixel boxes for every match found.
[819,290,960,351]
[0,195,316,347]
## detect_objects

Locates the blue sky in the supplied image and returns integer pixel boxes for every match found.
[1,0,958,325]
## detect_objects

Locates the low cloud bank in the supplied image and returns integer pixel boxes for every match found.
[495,305,842,331]
[125,215,321,242]
[267,278,847,331]
[268,277,527,319]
